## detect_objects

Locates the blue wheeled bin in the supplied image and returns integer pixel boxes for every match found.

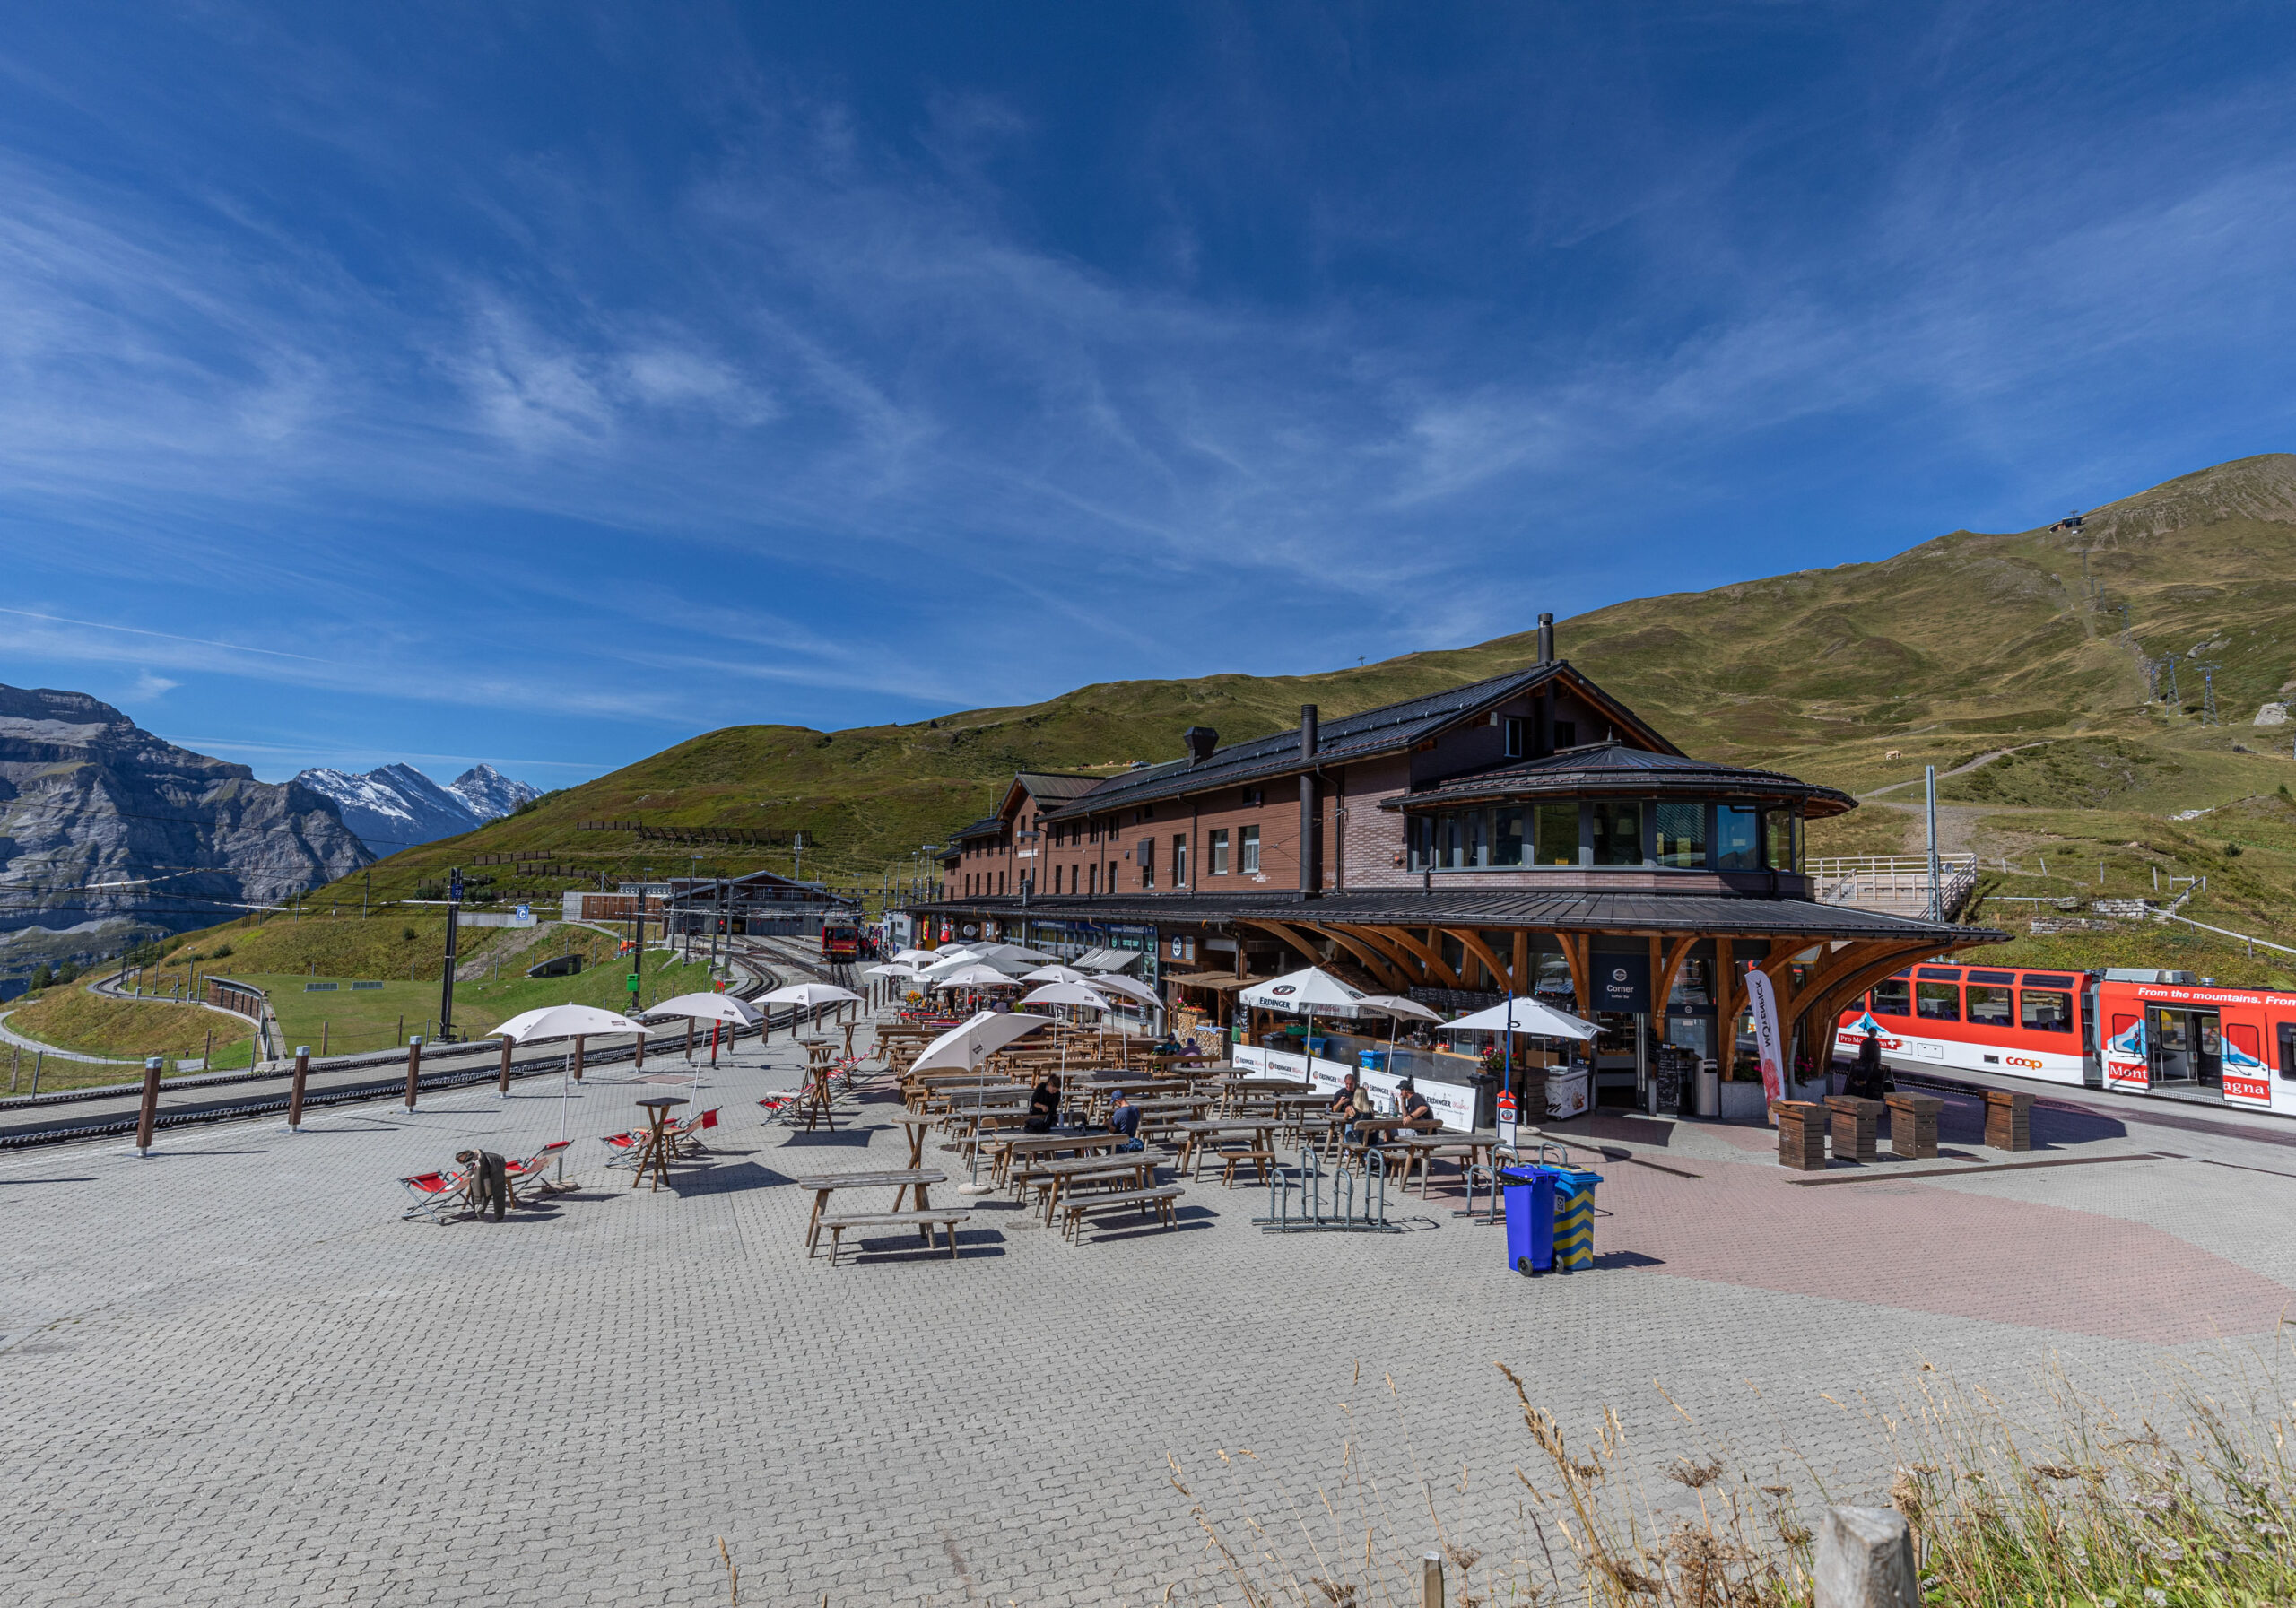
[1550,1168,1604,1272]
[1500,1168,1558,1275]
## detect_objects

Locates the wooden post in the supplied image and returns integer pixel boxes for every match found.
[290,1046,310,1131]
[1420,1552,1445,1608]
[320,1021,329,1056]
[204,1027,213,1069]
[572,1035,586,1081]
[136,1056,162,1155]
[1814,1506,1918,1608]
[685,1019,694,1062]
[497,1035,514,1096]
[404,1036,423,1109]
[633,1026,646,1069]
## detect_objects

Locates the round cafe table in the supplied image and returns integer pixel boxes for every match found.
[631,1095,689,1191]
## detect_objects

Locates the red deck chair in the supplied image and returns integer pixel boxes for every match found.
[668,1108,720,1159]
[399,1168,470,1225]
[601,1130,643,1170]
[504,1139,573,1201]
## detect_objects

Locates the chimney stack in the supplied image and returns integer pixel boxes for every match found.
[1300,705,1318,759]
[1299,704,1320,899]
[1183,726,1219,765]
[1536,613,1554,665]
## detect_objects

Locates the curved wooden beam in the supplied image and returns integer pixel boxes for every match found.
[1233,918,1325,968]
[1439,927,1514,994]
[1358,925,1460,988]
[1312,925,1410,991]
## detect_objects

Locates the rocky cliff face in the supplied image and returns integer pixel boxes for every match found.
[0,686,373,966]
[292,761,542,856]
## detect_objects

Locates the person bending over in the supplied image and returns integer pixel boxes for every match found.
[1024,1072,1063,1134]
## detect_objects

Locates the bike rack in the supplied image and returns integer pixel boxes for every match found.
[1257,1138,1400,1232]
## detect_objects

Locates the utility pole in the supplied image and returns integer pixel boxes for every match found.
[436,866,462,1041]
[1925,766,1941,923]
[2199,663,2221,726]
[793,832,804,881]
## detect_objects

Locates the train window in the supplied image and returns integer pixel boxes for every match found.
[1916,982,1961,1021]
[1870,978,1911,1016]
[2021,990,2074,1032]
[1916,966,1962,981]
[1967,985,2013,1027]
[2226,1023,2260,1064]
[2022,973,2078,988]
[2280,1023,2296,1080]
[1966,969,2017,986]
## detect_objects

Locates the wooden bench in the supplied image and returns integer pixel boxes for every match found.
[1219,1150,1274,1187]
[1059,1185,1184,1242]
[815,1209,972,1265]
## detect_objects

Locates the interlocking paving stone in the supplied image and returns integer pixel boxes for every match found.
[5,1033,2295,1604]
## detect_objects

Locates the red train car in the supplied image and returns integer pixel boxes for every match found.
[819,911,859,961]
[1833,962,2094,1085]
[1837,965,2296,1116]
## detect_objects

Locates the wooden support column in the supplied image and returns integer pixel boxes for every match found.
[1712,939,1737,1071]
[1557,933,1593,1017]
[1512,930,1529,995]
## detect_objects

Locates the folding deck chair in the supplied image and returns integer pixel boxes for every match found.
[667,1108,720,1158]
[504,1140,574,1201]
[399,1168,470,1225]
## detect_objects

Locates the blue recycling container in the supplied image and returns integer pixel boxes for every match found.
[1551,1168,1604,1272]
[1358,1048,1390,1072]
[1500,1168,1558,1276]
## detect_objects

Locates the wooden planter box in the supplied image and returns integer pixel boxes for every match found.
[1984,1089,2035,1151]
[1771,1100,1827,1171]
[1884,1092,1941,1159]
[1824,1096,1884,1163]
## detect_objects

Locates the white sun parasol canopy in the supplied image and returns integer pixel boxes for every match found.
[865,961,921,978]
[1020,982,1110,1011]
[640,992,762,1026]
[909,1010,1054,1073]
[890,947,941,965]
[1443,996,1599,1040]
[1086,972,1161,1009]
[930,963,1020,991]
[760,982,863,1009]
[490,1004,656,1043]
[1020,964,1095,985]
[1356,994,1442,1022]
[1237,967,1370,1016]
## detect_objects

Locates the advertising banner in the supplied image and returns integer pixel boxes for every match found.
[1231,1044,1476,1131]
[1744,967,1786,1110]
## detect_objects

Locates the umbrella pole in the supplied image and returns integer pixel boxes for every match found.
[559,1047,570,1143]
[958,1040,993,1194]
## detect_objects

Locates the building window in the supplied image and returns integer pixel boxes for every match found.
[1209,828,1230,874]
[1532,802,1578,866]
[1089,863,1098,895]
[1503,717,1526,759]
[1492,806,1526,865]
[1916,981,1961,1021]
[1172,834,1188,887]
[1240,787,1262,807]
[1591,800,1642,865]
[1239,825,1261,874]
[1716,805,1761,871]
[1654,801,1706,870]
[1144,801,1155,821]
[1107,859,1116,889]
[1763,807,1799,873]
[1553,720,1577,748]
[1140,839,1155,889]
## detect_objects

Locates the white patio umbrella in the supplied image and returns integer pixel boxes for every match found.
[966,942,1057,965]
[1020,982,1109,1012]
[1236,966,1372,1079]
[890,947,940,965]
[929,963,1017,991]
[489,1004,657,1140]
[760,980,864,1039]
[1356,992,1445,1059]
[1086,972,1161,1009]
[1444,997,1598,1039]
[1020,964,1095,985]
[865,962,920,978]
[911,1010,1054,1194]
[641,989,761,1073]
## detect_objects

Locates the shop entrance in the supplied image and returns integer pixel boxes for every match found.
[2148,1006,2222,1086]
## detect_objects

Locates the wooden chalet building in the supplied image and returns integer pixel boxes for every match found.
[912,617,2003,1109]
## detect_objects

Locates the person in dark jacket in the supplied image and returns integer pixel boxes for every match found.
[1852,1029,1885,1100]
[1396,1078,1434,1127]
[1108,1089,1143,1148]
[1024,1073,1062,1134]
[455,1148,509,1221]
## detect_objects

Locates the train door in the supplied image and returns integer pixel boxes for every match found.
[2080,977,2102,1086]
[2147,1006,2222,1086]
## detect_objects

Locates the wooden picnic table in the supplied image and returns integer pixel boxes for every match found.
[876,1110,937,1169]
[987,1130,1122,1186]
[794,1169,946,1256]
[1171,1119,1281,1180]
[1384,1133,1496,1195]
[1020,1150,1166,1223]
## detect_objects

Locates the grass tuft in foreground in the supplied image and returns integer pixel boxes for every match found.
[1174,1340,2296,1606]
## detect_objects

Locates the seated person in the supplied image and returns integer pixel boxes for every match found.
[1327,1073,1363,1118]
[1024,1073,1062,1134]
[1107,1089,1143,1149]
[1396,1078,1434,1128]
[1150,1033,1185,1056]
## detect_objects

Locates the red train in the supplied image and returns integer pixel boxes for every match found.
[820,911,859,961]
[1833,964,2296,1117]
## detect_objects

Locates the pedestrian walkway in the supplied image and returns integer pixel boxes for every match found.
[4,1021,2292,1606]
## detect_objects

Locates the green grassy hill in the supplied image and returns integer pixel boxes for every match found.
[269,451,2296,969]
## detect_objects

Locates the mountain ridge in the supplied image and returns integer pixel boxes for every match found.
[292,761,540,856]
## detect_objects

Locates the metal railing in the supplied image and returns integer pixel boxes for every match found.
[1810,854,1978,917]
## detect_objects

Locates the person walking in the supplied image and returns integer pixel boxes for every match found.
[1853,1028,1885,1100]
[456,1148,510,1221]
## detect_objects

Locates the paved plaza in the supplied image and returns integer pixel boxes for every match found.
[6,1027,2296,1605]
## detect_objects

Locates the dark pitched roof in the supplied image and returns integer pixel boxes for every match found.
[1040,660,1673,819]
[906,887,2004,945]
[948,816,1004,844]
[1013,772,1101,802]
[1384,741,1858,817]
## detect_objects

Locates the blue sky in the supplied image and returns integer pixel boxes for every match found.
[2,4,2292,789]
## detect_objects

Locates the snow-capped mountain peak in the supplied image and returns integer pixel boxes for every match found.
[448,763,541,820]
